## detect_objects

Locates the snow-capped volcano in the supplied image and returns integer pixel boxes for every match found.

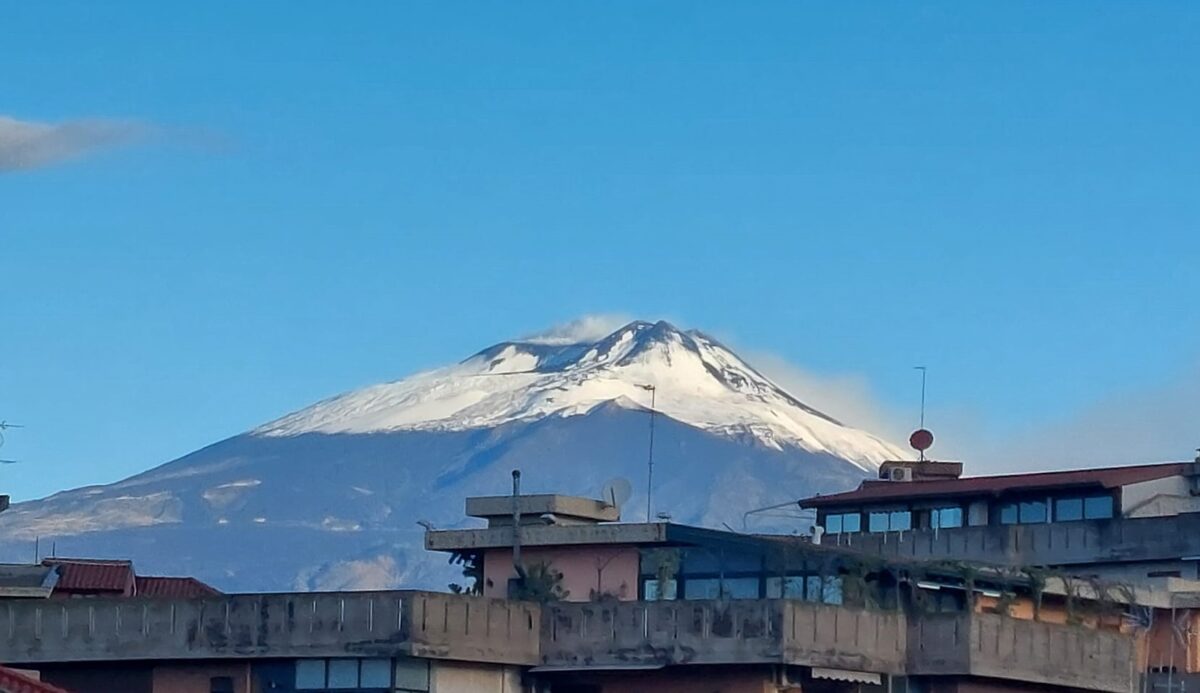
[0,319,906,592]
[257,320,904,469]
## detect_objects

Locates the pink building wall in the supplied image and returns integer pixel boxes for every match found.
[481,546,640,601]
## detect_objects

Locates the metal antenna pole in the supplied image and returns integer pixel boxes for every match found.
[913,367,927,430]
[913,367,928,462]
[639,385,658,522]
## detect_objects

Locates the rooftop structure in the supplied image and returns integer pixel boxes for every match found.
[0,565,59,599]
[35,558,221,600]
[0,589,1138,693]
[464,493,620,527]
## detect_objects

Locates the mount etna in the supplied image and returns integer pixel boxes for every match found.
[0,320,906,591]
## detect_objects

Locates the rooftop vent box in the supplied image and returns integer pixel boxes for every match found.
[879,460,963,482]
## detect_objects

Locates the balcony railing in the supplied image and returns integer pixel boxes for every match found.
[0,591,539,666]
[909,612,1136,693]
[0,591,1137,691]
[829,512,1200,568]
[539,599,908,674]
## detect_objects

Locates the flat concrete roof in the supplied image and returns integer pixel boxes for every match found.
[466,494,620,523]
[427,522,669,552]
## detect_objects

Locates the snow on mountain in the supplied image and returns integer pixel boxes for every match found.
[256,320,905,469]
[0,319,908,592]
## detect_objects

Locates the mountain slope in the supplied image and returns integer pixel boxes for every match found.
[257,320,903,469]
[0,320,906,591]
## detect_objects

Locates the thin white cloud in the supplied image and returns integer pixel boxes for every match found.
[970,366,1200,473]
[0,115,149,172]
[756,349,1200,475]
[751,352,916,445]
[520,314,634,345]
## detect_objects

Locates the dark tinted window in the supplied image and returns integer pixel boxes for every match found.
[932,507,962,529]
[1019,501,1047,523]
[1084,495,1114,519]
[1055,498,1083,521]
[999,503,1018,525]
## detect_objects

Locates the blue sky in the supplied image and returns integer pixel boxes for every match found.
[2,2,1198,500]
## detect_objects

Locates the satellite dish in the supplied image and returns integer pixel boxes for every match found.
[909,428,934,453]
[601,478,633,509]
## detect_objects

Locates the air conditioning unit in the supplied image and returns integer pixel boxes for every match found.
[889,466,914,482]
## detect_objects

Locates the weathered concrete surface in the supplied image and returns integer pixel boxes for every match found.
[0,590,1137,692]
[908,612,1136,693]
[0,590,538,666]
[782,601,906,674]
[831,513,1200,569]
[426,522,668,552]
[539,599,907,674]
[466,495,620,525]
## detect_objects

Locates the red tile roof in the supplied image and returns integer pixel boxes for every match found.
[0,666,71,693]
[135,576,221,599]
[800,462,1194,508]
[41,559,134,596]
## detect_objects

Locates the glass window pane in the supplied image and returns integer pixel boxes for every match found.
[1055,498,1083,522]
[295,660,326,689]
[825,514,843,534]
[842,513,861,533]
[722,577,760,599]
[683,578,722,600]
[933,507,962,529]
[999,503,1018,525]
[1019,501,1047,524]
[643,578,677,601]
[869,512,890,532]
[327,659,359,689]
[360,659,391,688]
[394,658,430,691]
[822,577,844,605]
[890,511,912,531]
[1084,495,1114,519]
[766,577,804,599]
[805,576,823,602]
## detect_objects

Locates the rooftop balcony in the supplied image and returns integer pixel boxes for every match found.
[0,591,1137,691]
[539,598,906,674]
[0,590,539,667]
[540,599,1137,691]
[829,512,1200,569]
[909,611,1137,693]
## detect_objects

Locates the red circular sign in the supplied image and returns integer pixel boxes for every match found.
[909,428,934,452]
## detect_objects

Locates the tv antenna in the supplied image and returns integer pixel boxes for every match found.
[910,368,933,462]
[0,421,22,465]
[913,367,927,430]
[636,384,657,521]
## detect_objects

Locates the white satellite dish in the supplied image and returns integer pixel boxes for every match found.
[600,477,633,510]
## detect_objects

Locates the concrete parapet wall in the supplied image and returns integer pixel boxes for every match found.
[834,513,1200,569]
[909,612,1136,693]
[782,601,907,674]
[0,591,538,667]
